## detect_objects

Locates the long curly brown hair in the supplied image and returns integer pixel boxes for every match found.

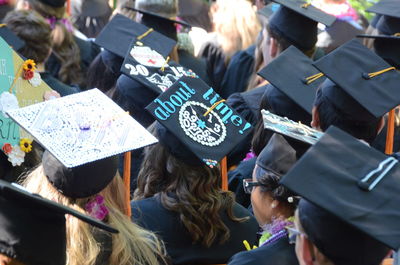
[135,125,248,247]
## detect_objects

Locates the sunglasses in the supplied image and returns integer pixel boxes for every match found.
[243,178,263,194]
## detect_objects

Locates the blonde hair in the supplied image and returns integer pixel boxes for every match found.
[21,166,167,265]
[212,0,261,59]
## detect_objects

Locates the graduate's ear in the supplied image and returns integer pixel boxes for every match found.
[311,106,322,131]
[300,236,316,265]
[269,37,279,59]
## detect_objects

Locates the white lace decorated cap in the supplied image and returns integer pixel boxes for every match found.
[261,109,323,145]
[6,89,158,168]
[146,76,253,168]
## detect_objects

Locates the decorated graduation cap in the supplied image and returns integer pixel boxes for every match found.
[0,36,53,167]
[281,126,400,263]
[258,2,279,19]
[313,39,400,119]
[95,14,176,59]
[7,89,158,199]
[146,76,253,168]
[0,25,25,51]
[0,180,118,265]
[121,34,197,94]
[261,109,322,145]
[269,0,336,50]
[258,46,322,115]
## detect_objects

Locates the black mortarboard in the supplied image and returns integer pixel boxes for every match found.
[7,89,158,199]
[256,133,297,177]
[281,126,400,254]
[313,39,400,118]
[146,76,253,168]
[0,26,25,51]
[367,0,400,19]
[124,3,192,28]
[258,46,323,115]
[95,14,176,59]
[258,3,279,19]
[357,4,400,68]
[37,0,65,8]
[269,0,336,50]
[80,0,111,17]
[360,1,400,37]
[120,36,197,94]
[0,180,117,265]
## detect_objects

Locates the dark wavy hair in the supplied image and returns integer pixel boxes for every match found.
[135,124,248,247]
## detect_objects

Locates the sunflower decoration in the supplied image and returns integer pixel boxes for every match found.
[19,138,33,153]
[22,59,37,81]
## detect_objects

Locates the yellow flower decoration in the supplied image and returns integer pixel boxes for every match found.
[23,59,36,71]
[20,138,33,153]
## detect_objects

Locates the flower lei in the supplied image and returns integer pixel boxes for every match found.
[259,217,295,247]
[85,195,109,221]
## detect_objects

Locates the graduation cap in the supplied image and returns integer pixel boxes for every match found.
[367,0,400,21]
[261,109,323,145]
[313,39,400,119]
[95,14,176,59]
[357,2,400,68]
[281,126,400,255]
[258,3,279,19]
[258,46,322,115]
[0,180,117,265]
[269,0,336,50]
[124,1,192,28]
[37,0,65,8]
[120,36,197,94]
[0,25,25,51]
[146,76,253,168]
[6,89,158,198]
[256,133,297,177]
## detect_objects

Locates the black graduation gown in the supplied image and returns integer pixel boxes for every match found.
[197,39,227,93]
[220,45,256,99]
[41,72,80,96]
[178,50,211,86]
[228,157,256,208]
[225,86,266,166]
[228,236,299,265]
[45,36,100,87]
[131,196,259,265]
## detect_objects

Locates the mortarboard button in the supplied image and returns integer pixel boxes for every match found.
[146,76,253,167]
[6,89,158,198]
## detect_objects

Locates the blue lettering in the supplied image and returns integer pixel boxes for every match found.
[239,122,252,134]
[230,115,243,127]
[154,107,170,120]
[179,81,196,95]
[170,94,183,106]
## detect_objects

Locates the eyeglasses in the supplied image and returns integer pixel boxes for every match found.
[287,227,304,244]
[243,178,262,194]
